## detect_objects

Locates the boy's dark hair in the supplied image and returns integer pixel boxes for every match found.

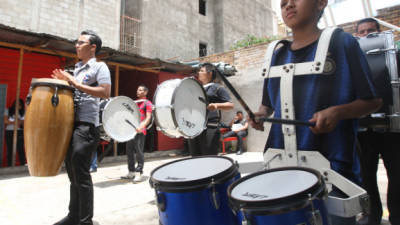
[356,18,380,33]
[236,110,243,115]
[81,30,102,55]
[138,84,149,93]
[9,98,25,117]
[201,62,217,81]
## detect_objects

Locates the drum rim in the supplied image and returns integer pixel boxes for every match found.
[150,156,238,192]
[31,81,74,91]
[227,166,326,215]
[153,77,208,139]
[102,96,139,142]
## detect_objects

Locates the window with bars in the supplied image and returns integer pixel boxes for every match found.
[199,0,206,16]
[199,42,207,57]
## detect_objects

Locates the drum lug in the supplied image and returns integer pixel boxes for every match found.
[210,178,220,210]
[155,191,166,212]
[26,87,32,105]
[51,86,59,107]
[308,194,323,225]
[240,209,250,225]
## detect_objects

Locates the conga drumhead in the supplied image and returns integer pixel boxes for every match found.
[173,78,207,138]
[102,96,140,142]
[30,78,72,89]
[151,156,237,192]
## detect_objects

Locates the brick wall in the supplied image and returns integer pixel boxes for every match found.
[338,5,400,40]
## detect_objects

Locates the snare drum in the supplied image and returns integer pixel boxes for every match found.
[228,167,329,225]
[153,77,207,138]
[101,96,140,142]
[24,78,74,176]
[150,156,240,225]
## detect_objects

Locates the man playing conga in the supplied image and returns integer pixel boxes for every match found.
[51,30,111,225]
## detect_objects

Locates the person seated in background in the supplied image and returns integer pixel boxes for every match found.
[222,111,248,155]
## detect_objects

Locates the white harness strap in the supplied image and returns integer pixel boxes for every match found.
[261,27,339,165]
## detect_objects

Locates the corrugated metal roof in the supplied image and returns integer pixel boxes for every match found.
[0,23,194,74]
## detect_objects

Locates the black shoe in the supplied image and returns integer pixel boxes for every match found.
[53,216,78,225]
[89,167,97,173]
[236,151,243,155]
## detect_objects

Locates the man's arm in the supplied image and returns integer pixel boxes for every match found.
[51,69,111,98]
[309,98,382,134]
[137,111,152,133]
[207,102,234,111]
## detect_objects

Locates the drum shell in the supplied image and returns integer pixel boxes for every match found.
[150,156,240,225]
[228,167,329,225]
[153,79,182,137]
[24,82,74,176]
[155,174,240,225]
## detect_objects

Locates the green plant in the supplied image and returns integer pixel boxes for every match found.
[230,35,281,50]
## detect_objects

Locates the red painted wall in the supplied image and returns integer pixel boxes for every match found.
[156,71,190,151]
[0,47,65,166]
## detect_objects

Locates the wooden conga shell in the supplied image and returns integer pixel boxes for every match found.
[24,78,74,176]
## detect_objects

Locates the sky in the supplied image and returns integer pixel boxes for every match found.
[272,0,400,26]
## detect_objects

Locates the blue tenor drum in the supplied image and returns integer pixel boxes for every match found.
[150,156,240,225]
[228,167,329,225]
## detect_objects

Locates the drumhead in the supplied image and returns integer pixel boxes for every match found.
[172,78,207,138]
[150,156,238,192]
[102,96,140,142]
[228,167,325,213]
[231,169,317,201]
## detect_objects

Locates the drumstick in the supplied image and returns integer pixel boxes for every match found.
[260,117,315,127]
[198,96,207,104]
[125,119,137,129]
[214,67,315,127]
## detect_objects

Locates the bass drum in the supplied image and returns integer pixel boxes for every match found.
[98,98,111,141]
[101,96,140,142]
[357,31,400,132]
[153,77,208,138]
[24,78,74,176]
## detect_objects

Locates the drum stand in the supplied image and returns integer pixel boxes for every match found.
[260,27,369,218]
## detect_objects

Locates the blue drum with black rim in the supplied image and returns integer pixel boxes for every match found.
[228,167,330,225]
[150,156,241,225]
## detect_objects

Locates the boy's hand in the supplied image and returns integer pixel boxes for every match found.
[309,106,340,134]
[248,112,265,131]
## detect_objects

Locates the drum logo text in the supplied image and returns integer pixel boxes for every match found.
[165,176,186,181]
[242,192,269,199]
[182,118,195,129]
[122,103,135,114]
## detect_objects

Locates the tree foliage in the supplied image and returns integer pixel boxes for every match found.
[230,35,281,50]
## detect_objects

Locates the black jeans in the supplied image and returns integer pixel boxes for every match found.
[188,127,220,156]
[222,130,247,152]
[358,131,400,225]
[126,133,145,173]
[5,130,25,166]
[65,123,99,225]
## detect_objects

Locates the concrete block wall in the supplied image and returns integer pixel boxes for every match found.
[0,0,121,49]
[139,0,274,61]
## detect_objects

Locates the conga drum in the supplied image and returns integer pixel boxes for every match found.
[24,78,74,176]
